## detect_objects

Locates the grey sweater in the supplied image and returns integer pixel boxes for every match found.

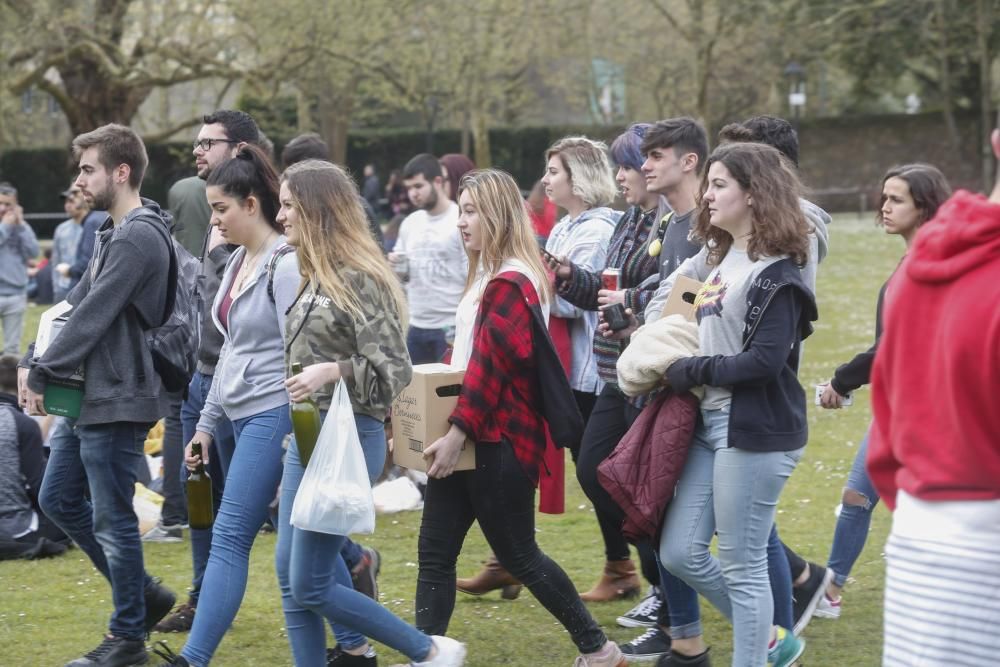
[0,220,40,296]
[196,237,300,433]
[27,201,172,425]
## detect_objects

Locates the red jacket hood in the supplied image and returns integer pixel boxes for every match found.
[908,190,1000,284]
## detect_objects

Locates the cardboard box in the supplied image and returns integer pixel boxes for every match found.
[391,363,476,472]
[35,301,85,418]
[662,275,703,322]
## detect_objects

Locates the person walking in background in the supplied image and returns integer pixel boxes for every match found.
[526,180,557,246]
[361,163,381,212]
[152,109,261,627]
[540,136,624,598]
[787,164,950,635]
[0,182,40,355]
[865,147,1000,665]
[273,158,465,667]
[388,153,468,364]
[21,124,177,667]
[439,154,476,203]
[51,186,87,303]
[416,168,626,667]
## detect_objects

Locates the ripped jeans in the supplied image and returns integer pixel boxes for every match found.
[827,424,879,588]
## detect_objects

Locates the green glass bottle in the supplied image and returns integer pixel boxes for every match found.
[290,362,322,467]
[186,442,214,530]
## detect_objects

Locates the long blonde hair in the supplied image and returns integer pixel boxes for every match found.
[459,169,551,303]
[282,160,408,326]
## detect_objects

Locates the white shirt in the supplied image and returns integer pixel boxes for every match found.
[451,259,549,370]
[394,202,468,329]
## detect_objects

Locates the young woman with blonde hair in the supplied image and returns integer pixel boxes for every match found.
[274,159,465,667]
[416,168,626,667]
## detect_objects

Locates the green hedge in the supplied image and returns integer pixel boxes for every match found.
[1,125,624,236]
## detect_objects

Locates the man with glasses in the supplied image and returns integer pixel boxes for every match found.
[151,110,258,626]
[0,182,40,354]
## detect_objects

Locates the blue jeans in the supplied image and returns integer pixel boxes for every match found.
[659,409,802,667]
[39,419,155,640]
[161,391,187,526]
[406,325,449,364]
[827,425,879,588]
[768,524,793,630]
[276,412,433,664]
[180,371,237,606]
[181,404,290,666]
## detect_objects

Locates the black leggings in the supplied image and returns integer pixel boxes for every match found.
[416,440,607,653]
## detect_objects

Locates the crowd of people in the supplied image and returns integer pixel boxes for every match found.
[0,105,998,667]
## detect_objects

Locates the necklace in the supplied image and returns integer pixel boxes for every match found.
[234,232,276,293]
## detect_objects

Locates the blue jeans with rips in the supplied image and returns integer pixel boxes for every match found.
[827,425,879,588]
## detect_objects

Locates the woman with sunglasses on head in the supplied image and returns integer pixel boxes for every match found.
[274,159,466,667]
[155,145,299,667]
[416,168,626,667]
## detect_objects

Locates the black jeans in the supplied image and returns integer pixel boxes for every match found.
[416,440,607,653]
[576,384,666,622]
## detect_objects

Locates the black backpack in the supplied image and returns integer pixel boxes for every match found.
[145,217,201,393]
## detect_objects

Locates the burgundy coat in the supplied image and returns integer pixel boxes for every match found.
[597,389,700,542]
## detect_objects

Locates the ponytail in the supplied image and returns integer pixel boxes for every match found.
[207,144,282,232]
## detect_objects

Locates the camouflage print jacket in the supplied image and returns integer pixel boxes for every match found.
[285,272,412,421]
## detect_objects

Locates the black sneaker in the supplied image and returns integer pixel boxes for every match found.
[144,579,177,633]
[792,561,834,636]
[621,627,671,662]
[327,644,378,666]
[153,602,195,633]
[660,648,712,666]
[65,635,147,666]
[617,587,663,628]
[151,641,190,666]
[350,547,381,601]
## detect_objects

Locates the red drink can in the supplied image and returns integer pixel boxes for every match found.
[602,268,621,291]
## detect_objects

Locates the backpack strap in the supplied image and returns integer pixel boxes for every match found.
[265,243,295,303]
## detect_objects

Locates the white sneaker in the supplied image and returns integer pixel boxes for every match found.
[814,592,842,619]
[142,523,183,543]
[574,641,625,666]
[412,636,467,667]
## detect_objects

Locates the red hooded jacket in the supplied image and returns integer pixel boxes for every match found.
[868,190,1000,510]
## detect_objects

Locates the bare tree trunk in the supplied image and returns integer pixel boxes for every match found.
[936,0,961,152]
[472,110,492,168]
[976,0,994,190]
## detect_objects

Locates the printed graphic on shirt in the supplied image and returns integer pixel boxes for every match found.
[694,272,727,322]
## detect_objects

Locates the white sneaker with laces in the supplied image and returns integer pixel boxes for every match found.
[814,593,842,619]
[412,635,466,667]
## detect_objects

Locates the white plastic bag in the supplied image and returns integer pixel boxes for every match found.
[290,382,376,535]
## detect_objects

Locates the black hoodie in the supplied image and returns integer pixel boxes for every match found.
[666,257,818,452]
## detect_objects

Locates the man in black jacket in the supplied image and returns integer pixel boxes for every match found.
[20,124,177,667]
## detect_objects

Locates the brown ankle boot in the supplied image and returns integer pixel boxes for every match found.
[579,559,641,602]
[456,553,523,600]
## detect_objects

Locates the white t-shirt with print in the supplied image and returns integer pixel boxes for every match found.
[394,202,468,329]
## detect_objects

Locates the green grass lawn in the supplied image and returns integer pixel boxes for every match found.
[1,215,894,666]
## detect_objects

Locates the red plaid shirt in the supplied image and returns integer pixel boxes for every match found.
[448,273,546,484]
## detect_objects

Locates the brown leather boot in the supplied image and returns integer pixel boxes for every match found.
[579,559,641,602]
[456,553,523,600]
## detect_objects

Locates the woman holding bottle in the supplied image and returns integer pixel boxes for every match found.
[275,159,466,667]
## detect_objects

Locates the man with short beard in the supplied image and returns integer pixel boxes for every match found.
[387,153,467,363]
[19,124,177,667]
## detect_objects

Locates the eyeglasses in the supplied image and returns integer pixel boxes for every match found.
[193,138,237,152]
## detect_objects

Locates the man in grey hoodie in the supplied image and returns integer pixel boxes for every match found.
[0,183,40,354]
[20,124,177,667]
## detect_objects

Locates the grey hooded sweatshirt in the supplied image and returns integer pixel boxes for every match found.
[27,200,172,425]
